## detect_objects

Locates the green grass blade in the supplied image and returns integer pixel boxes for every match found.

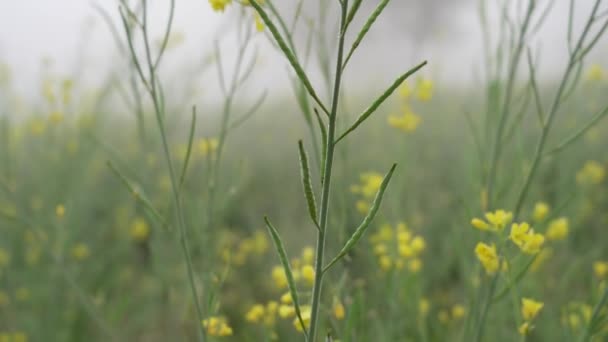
[545,105,608,156]
[492,254,538,303]
[298,140,319,229]
[322,164,397,273]
[342,0,391,70]
[263,216,309,341]
[179,106,197,191]
[335,61,427,144]
[249,0,329,116]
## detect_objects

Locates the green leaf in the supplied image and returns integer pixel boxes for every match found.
[263,216,309,340]
[323,164,397,273]
[298,141,319,229]
[342,0,391,69]
[179,106,197,191]
[335,61,427,144]
[249,0,329,116]
[345,0,363,31]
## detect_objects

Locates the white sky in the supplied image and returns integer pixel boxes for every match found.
[0,0,606,103]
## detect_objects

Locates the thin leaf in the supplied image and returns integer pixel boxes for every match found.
[545,105,608,156]
[298,141,319,229]
[345,0,363,31]
[179,106,197,191]
[107,161,168,229]
[249,0,329,116]
[335,61,427,144]
[323,164,397,273]
[342,0,391,69]
[263,217,309,340]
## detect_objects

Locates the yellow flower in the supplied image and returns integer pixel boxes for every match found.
[49,111,64,124]
[594,261,608,279]
[202,316,233,336]
[278,305,295,318]
[301,246,314,264]
[293,305,311,332]
[576,160,605,185]
[388,111,421,133]
[510,223,545,254]
[471,218,490,231]
[415,78,433,101]
[374,243,388,255]
[411,236,426,253]
[280,292,293,305]
[301,265,315,286]
[521,298,544,321]
[438,310,450,324]
[532,202,550,222]
[355,200,370,214]
[55,204,66,219]
[475,242,499,275]
[451,304,466,319]
[209,0,232,12]
[545,218,569,241]
[272,266,288,289]
[71,243,90,261]
[245,304,265,323]
[333,299,345,320]
[408,258,422,273]
[130,218,150,242]
[379,255,392,271]
[419,298,430,316]
[587,64,605,81]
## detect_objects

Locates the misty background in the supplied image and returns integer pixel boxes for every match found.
[0,0,606,105]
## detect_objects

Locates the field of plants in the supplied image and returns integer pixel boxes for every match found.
[1,0,608,341]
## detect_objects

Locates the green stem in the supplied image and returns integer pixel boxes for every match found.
[308,1,348,340]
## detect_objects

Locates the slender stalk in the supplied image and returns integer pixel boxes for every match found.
[308,1,348,340]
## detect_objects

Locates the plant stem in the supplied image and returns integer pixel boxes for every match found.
[308,1,348,340]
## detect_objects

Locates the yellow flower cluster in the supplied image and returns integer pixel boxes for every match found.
[197,138,219,159]
[561,301,593,331]
[369,222,426,273]
[222,230,269,266]
[519,298,544,335]
[587,64,605,82]
[576,160,605,186]
[209,0,232,12]
[351,172,384,214]
[245,301,279,326]
[202,316,233,336]
[270,246,316,289]
[545,218,569,241]
[388,104,421,133]
[509,222,545,255]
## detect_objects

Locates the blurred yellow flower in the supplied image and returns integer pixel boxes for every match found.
[532,202,550,222]
[510,222,545,254]
[272,266,288,289]
[576,160,605,185]
[301,265,315,286]
[415,78,433,101]
[202,316,233,336]
[518,321,531,335]
[254,13,264,32]
[130,218,150,242]
[333,299,345,320]
[292,305,311,332]
[451,304,466,319]
[419,298,430,316]
[545,218,569,241]
[587,64,605,81]
[521,298,544,321]
[55,204,65,219]
[279,304,295,318]
[245,304,265,323]
[209,0,232,12]
[472,210,512,232]
[0,248,9,268]
[594,261,608,279]
[71,243,90,261]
